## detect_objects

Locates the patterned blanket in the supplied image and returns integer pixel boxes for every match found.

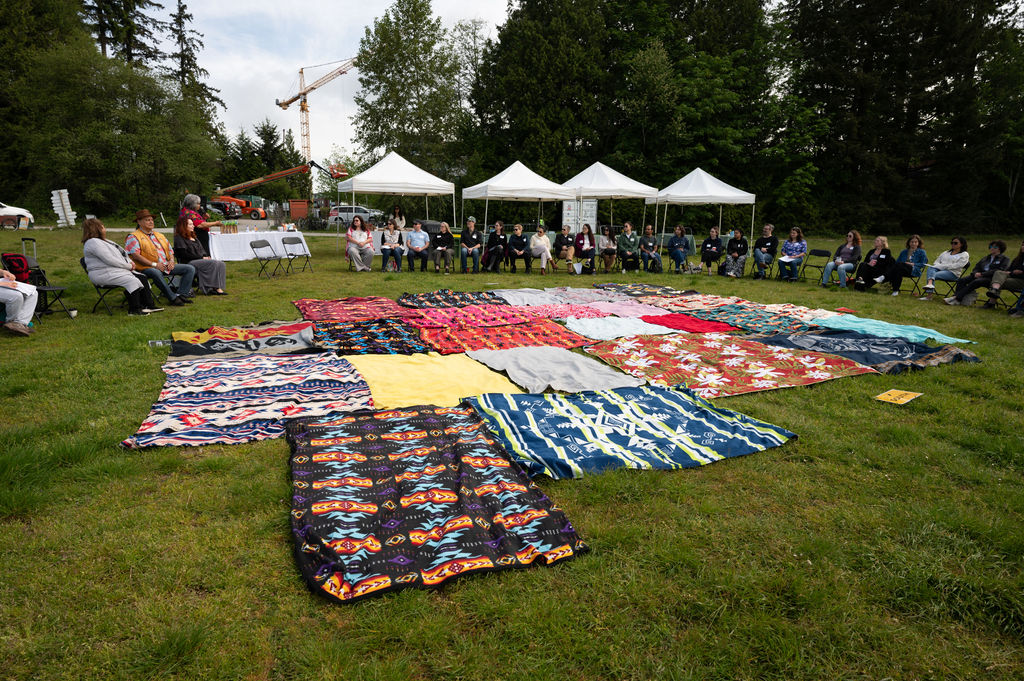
[287,406,587,603]
[686,303,818,334]
[465,386,796,479]
[585,300,671,318]
[293,297,423,322]
[585,333,876,398]
[519,304,612,320]
[419,318,591,355]
[122,354,373,448]
[746,329,981,374]
[398,289,508,308]
[404,304,537,329]
[312,319,433,355]
[636,294,743,312]
[542,286,631,304]
[170,322,318,358]
[593,282,685,298]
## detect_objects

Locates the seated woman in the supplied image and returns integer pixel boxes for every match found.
[820,230,862,288]
[431,222,456,273]
[920,236,968,298]
[699,227,723,275]
[598,226,617,274]
[723,228,749,277]
[380,218,404,272]
[173,216,227,295]
[984,239,1024,308]
[483,222,508,273]
[853,236,892,291]
[346,216,375,272]
[82,217,160,316]
[778,227,808,281]
[874,234,926,296]
[666,225,692,273]
[506,224,532,273]
[530,226,553,274]
[0,267,38,336]
[574,223,596,273]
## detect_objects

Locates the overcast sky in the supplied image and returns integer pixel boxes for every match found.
[168,0,509,164]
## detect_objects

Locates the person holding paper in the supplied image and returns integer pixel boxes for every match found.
[0,267,38,336]
[778,227,808,281]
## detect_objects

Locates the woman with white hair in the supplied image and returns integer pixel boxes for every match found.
[179,193,223,254]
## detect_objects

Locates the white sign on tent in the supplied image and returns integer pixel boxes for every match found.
[562,199,597,231]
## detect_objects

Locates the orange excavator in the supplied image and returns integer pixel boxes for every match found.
[213,161,347,219]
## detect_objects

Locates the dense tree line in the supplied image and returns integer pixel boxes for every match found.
[0,1,303,219]
[355,0,1024,234]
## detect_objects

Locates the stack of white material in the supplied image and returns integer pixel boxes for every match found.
[51,189,77,227]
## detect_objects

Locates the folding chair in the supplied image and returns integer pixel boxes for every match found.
[281,236,312,273]
[799,249,832,283]
[80,257,127,314]
[250,239,282,278]
[932,261,971,299]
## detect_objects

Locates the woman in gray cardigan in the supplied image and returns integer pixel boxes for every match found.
[82,218,160,315]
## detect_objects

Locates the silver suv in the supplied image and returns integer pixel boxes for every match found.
[327,204,382,227]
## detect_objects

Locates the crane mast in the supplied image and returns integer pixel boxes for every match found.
[276,58,356,163]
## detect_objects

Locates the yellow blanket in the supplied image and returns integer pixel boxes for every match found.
[346,352,522,408]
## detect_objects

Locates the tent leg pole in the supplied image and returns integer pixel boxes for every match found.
[426,196,429,221]
[718,205,722,232]
[751,204,755,231]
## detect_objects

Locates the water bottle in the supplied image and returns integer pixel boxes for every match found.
[148,339,171,347]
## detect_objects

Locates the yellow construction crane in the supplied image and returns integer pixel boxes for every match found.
[276,57,356,163]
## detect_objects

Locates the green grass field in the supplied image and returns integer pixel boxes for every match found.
[1,228,1022,680]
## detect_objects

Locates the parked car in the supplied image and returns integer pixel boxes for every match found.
[0,202,34,229]
[208,201,241,219]
[327,204,383,227]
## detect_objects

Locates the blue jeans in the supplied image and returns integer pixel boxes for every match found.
[822,261,854,286]
[461,246,481,272]
[642,251,662,271]
[924,267,958,283]
[669,248,689,271]
[380,247,401,271]
[753,249,774,273]
[779,257,803,280]
[142,264,195,300]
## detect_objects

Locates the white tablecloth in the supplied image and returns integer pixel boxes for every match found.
[208,231,310,262]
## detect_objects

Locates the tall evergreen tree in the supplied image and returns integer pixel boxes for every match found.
[166,0,223,107]
[353,0,461,174]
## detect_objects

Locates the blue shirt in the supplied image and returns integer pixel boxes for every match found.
[406,229,430,250]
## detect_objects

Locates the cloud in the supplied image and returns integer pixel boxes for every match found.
[171,0,507,165]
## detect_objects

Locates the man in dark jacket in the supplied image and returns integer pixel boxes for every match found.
[751,223,779,279]
[507,223,532,273]
[946,240,1011,306]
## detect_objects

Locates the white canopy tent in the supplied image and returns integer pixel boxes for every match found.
[646,167,756,241]
[561,161,658,232]
[462,161,576,232]
[651,167,757,244]
[336,150,456,250]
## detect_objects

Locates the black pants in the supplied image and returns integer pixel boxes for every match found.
[407,250,429,272]
[619,251,640,271]
[883,262,913,291]
[508,251,532,272]
[955,273,994,300]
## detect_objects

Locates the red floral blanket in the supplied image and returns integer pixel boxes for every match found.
[419,319,591,355]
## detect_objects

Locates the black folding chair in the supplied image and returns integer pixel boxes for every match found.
[282,236,312,273]
[799,249,832,283]
[2,245,73,321]
[80,258,127,314]
[933,262,971,299]
[250,239,282,278]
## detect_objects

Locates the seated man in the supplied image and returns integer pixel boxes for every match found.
[946,240,1010,306]
[405,220,430,272]
[751,223,778,279]
[639,224,662,272]
[507,223,532,273]
[460,216,483,273]
[983,239,1024,309]
[552,224,575,271]
[617,221,640,272]
[125,209,196,306]
[666,225,692,273]
[0,267,38,336]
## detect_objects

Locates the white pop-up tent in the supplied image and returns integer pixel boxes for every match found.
[336,150,456,249]
[462,161,576,231]
[646,167,756,239]
[561,161,657,231]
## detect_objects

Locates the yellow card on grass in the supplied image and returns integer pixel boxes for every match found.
[875,389,923,405]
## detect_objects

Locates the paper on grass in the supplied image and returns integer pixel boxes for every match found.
[875,389,923,405]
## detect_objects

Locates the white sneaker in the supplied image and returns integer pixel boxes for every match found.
[945,297,960,305]
[891,291,899,296]
[873,275,885,283]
